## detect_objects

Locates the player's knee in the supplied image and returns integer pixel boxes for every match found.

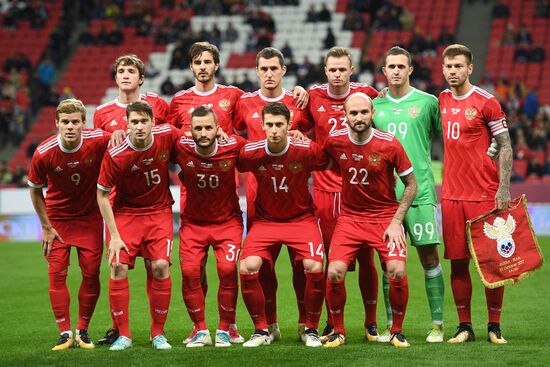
[387,266,406,279]
[327,264,345,281]
[239,256,261,274]
[151,260,170,279]
[48,268,68,287]
[110,263,128,279]
[181,264,201,288]
[217,263,237,285]
[303,259,323,273]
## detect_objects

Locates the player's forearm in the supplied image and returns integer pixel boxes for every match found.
[30,188,53,229]
[495,132,513,191]
[97,189,121,238]
[393,173,417,224]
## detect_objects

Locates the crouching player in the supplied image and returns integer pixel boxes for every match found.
[238,102,328,348]
[97,101,181,350]
[28,99,110,350]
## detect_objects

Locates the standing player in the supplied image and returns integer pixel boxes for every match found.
[324,93,417,348]
[439,44,512,344]
[171,106,246,348]
[97,101,181,351]
[307,46,380,342]
[28,99,110,350]
[373,46,445,342]
[233,47,312,341]
[238,102,327,348]
[94,54,171,345]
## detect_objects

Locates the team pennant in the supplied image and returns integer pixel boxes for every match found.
[466,195,544,288]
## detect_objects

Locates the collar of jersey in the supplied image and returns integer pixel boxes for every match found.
[347,129,374,145]
[327,85,350,100]
[450,85,477,100]
[58,134,83,153]
[194,140,218,157]
[193,84,218,96]
[386,87,415,104]
[115,94,143,108]
[265,137,290,156]
[259,89,286,102]
[126,134,154,151]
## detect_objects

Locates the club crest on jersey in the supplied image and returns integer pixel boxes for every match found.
[289,162,302,172]
[219,159,233,171]
[67,161,79,168]
[464,108,477,120]
[368,153,382,166]
[408,106,420,118]
[219,99,231,112]
[483,215,516,258]
[352,153,363,161]
[142,158,154,166]
[158,150,169,162]
[84,154,96,166]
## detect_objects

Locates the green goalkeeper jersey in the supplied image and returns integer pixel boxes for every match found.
[373,87,442,205]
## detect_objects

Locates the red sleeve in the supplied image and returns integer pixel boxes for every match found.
[306,141,331,171]
[93,110,104,130]
[97,154,116,191]
[482,97,507,136]
[233,99,246,133]
[365,86,379,99]
[392,138,413,176]
[167,96,183,129]
[154,97,170,125]
[293,107,314,133]
[236,145,256,172]
[27,152,48,188]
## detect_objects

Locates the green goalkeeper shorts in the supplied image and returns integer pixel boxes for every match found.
[404,204,440,246]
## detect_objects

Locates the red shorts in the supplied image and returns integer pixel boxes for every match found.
[46,216,103,275]
[241,216,324,266]
[313,189,341,248]
[110,210,173,268]
[329,218,407,266]
[245,173,257,229]
[179,217,243,266]
[441,199,494,260]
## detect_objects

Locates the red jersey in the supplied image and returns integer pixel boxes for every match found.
[233,90,313,140]
[238,138,330,222]
[167,84,244,134]
[93,92,170,133]
[27,129,110,219]
[308,82,378,193]
[324,128,413,222]
[97,124,181,214]
[171,135,246,224]
[439,86,507,201]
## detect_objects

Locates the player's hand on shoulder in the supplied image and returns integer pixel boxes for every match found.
[41,226,63,257]
[487,138,500,160]
[289,129,307,143]
[109,130,127,147]
[217,127,229,143]
[377,87,389,98]
[383,220,406,252]
[292,86,309,109]
[108,236,129,265]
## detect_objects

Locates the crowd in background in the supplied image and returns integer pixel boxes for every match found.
[1,0,549,186]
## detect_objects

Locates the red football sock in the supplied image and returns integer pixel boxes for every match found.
[200,264,208,298]
[151,276,171,337]
[450,259,472,324]
[259,264,278,325]
[76,274,100,330]
[240,272,268,330]
[389,276,409,334]
[216,262,238,331]
[109,278,131,338]
[324,265,333,327]
[49,271,71,332]
[292,260,307,324]
[181,265,207,330]
[305,271,324,330]
[485,286,504,324]
[146,265,154,320]
[326,278,346,335]
[357,249,378,327]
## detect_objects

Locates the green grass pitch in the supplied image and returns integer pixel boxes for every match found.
[0,238,548,367]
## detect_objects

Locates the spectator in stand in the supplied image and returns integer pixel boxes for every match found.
[36,57,55,105]
[501,23,515,46]
[438,28,456,46]
[524,90,539,119]
[155,17,175,44]
[408,29,427,55]
[492,0,510,18]
[306,4,318,22]
[323,27,336,49]
[255,27,272,51]
[281,42,293,59]
[515,24,533,46]
[136,14,153,36]
[286,56,299,76]
[160,76,176,96]
[535,0,550,17]
[97,26,110,45]
[359,54,374,74]
[58,86,75,102]
[514,47,529,63]
[526,156,543,178]
[237,73,256,92]
[530,44,546,62]
[528,125,547,152]
[11,163,27,187]
[179,76,194,91]
[108,23,124,45]
[0,160,13,185]
[342,9,365,31]
[80,30,96,45]
[223,21,239,43]
[318,4,332,22]
[513,130,530,160]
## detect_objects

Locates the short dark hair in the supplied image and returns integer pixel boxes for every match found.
[189,42,220,65]
[442,44,473,65]
[256,47,285,67]
[112,54,145,86]
[126,101,153,120]
[262,102,290,122]
[191,105,218,125]
[384,46,412,67]
[324,46,353,67]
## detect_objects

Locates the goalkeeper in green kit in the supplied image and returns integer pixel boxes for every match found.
[373,46,445,343]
